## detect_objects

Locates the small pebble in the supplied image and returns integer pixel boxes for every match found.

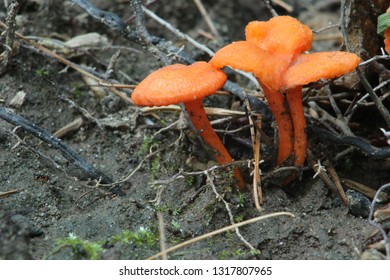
[9,90,27,108]
[346,189,371,218]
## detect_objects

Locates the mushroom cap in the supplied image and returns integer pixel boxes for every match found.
[209,41,286,91]
[210,41,267,74]
[245,16,313,59]
[281,51,361,89]
[131,62,227,107]
[245,16,313,90]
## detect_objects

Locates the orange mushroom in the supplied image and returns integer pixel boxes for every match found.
[131,61,245,189]
[210,41,294,166]
[281,53,360,167]
[210,16,360,170]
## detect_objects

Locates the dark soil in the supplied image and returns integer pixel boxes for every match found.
[0,0,389,260]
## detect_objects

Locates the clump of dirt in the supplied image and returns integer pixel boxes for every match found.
[0,0,389,260]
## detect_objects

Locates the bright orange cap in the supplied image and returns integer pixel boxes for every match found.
[210,41,268,74]
[209,41,286,91]
[245,16,313,59]
[281,51,361,90]
[131,62,227,107]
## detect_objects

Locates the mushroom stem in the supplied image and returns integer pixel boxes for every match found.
[261,84,294,165]
[184,99,245,189]
[285,86,306,166]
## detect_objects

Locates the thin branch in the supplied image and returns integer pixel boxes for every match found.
[141,5,259,86]
[69,0,136,39]
[0,106,124,196]
[271,0,293,13]
[261,0,278,17]
[131,0,171,65]
[142,5,214,57]
[358,54,390,66]
[308,126,390,159]
[308,101,354,136]
[192,0,221,41]
[146,211,295,260]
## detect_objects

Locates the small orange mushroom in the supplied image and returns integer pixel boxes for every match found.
[210,16,360,171]
[281,51,360,166]
[131,61,245,189]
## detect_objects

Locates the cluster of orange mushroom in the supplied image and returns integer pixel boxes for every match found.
[131,15,360,189]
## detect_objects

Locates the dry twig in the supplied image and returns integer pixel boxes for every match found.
[192,0,221,42]
[131,0,171,66]
[147,211,294,260]
[0,189,21,199]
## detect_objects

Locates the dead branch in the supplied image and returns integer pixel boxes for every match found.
[308,101,354,136]
[0,106,124,196]
[140,4,259,86]
[192,0,221,42]
[131,0,171,65]
[69,0,137,40]
[308,126,390,159]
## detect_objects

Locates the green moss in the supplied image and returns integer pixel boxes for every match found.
[238,193,246,208]
[140,135,160,155]
[151,157,160,180]
[72,84,83,98]
[234,214,245,223]
[35,68,49,77]
[53,233,104,260]
[172,208,181,216]
[111,227,158,247]
[186,175,195,186]
[171,220,181,230]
